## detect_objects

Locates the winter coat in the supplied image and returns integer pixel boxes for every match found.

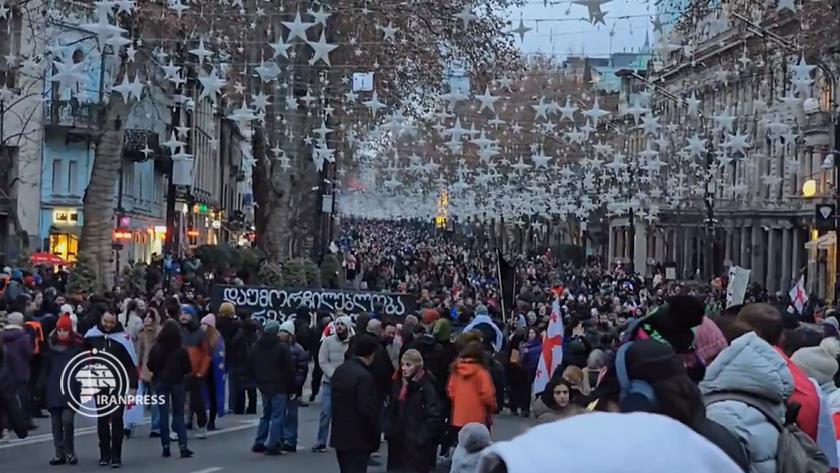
[385,372,445,473]
[447,359,496,427]
[216,316,241,364]
[700,332,794,473]
[135,324,160,383]
[84,324,139,392]
[0,361,27,439]
[180,321,211,377]
[530,397,584,424]
[330,357,380,452]
[450,423,492,473]
[519,338,542,375]
[119,312,143,344]
[146,343,192,386]
[289,341,310,396]
[404,335,448,398]
[229,319,259,374]
[0,327,33,386]
[246,334,295,396]
[39,333,85,409]
[777,347,821,442]
[318,333,350,382]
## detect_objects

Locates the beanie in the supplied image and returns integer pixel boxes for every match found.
[475,304,489,316]
[264,320,280,335]
[218,302,235,318]
[56,315,73,332]
[7,312,24,327]
[353,334,379,358]
[180,305,197,319]
[280,320,295,336]
[336,316,354,331]
[793,343,839,384]
[366,319,382,337]
[422,308,440,325]
[60,303,74,316]
[200,314,216,328]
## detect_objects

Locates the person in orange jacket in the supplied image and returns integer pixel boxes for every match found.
[178,305,211,438]
[446,340,496,454]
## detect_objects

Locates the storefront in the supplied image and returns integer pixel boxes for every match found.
[45,208,81,263]
[805,230,836,301]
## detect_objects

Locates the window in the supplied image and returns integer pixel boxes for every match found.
[68,161,77,195]
[52,160,63,194]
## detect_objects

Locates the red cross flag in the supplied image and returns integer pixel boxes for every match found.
[533,297,564,395]
[789,276,808,315]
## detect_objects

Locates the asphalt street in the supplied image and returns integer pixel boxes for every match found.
[0,399,534,473]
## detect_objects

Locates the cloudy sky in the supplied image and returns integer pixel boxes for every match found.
[509,0,653,58]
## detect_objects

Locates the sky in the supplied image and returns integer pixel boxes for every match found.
[509,0,654,59]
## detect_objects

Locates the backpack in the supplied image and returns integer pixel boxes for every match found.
[705,392,830,473]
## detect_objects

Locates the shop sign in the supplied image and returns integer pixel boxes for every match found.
[53,208,79,224]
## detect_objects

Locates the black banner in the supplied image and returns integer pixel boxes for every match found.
[210,285,417,323]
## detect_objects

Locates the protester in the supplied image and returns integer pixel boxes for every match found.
[1,312,33,429]
[278,319,309,452]
[147,319,193,459]
[531,378,584,424]
[446,341,496,453]
[135,308,161,437]
[385,349,444,473]
[247,320,295,456]
[40,315,84,465]
[84,311,138,468]
[313,316,353,453]
[179,305,210,438]
[330,334,381,473]
[449,423,492,473]
[200,314,225,431]
[229,312,258,415]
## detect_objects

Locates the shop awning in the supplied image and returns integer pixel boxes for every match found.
[805,231,836,250]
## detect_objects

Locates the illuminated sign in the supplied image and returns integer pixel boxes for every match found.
[113,229,132,241]
[53,209,79,224]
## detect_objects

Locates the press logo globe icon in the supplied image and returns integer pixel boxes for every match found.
[60,348,131,418]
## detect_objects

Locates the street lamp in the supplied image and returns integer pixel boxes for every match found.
[803,179,818,198]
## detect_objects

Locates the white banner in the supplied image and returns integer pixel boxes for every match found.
[726,266,751,308]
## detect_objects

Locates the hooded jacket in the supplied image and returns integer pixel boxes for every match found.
[447,359,496,427]
[700,332,794,473]
[40,332,85,408]
[247,334,295,395]
[0,327,33,386]
[180,319,211,377]
[318,332,351,382]
[450,422,492,473]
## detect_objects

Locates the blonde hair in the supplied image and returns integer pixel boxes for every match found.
[401,348,424,367]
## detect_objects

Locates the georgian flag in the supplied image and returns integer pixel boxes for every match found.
[533,297,564,395]
[789,276,808,314]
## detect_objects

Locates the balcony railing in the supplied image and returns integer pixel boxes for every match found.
[43,100,100,133]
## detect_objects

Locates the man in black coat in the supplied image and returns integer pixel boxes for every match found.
[246,320,296,456]
[330,334,380,473]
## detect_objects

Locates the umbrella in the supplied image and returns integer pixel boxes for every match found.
[30,252,65,266]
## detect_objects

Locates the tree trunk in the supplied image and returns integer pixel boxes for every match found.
[78,98,128,293]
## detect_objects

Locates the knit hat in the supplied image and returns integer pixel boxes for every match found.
[353,333,379,358]
[7,312,23,327]
[458,422,491,453]
[401,348,423,367]
[422,308,440,325]
[218,302,236,318]
[56,315,73,332]
[792,339,840,384]
[475,304,489,316]
[335,316,354,331]
[180,305,197,319]
[59,304,74,316]
[432,318,452,344]
[480,412,743,473]
[280,320,295,336]
[264,320,280,335]
[200,314,216,328]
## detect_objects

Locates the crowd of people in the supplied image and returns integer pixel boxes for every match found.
[1,219,840,473]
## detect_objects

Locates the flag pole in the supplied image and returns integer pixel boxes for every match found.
[497,249,506,325]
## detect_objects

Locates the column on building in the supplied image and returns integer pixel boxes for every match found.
[654,230,665,265]
[724,228,733,265]
[740,226,750,270]
[792,227,802,283]
[623,227,632,262]
[682,227,693,279]
[781,226,792,292]
[766,227,778,293]
[751,224,766,285]
[634,221,648,276]
[608,225,616,267]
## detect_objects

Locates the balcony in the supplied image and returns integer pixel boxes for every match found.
[43,100,100,135]
[123,129,161,162]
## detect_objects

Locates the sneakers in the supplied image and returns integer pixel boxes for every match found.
[264,446,283,456]
[169,432,178,441]
[98,458,110,467]
[0,429,10,443]
[310,444,327,453]
[180,448,194,458]
[110,461,121,469]
[149,431,161,438]
[162,446,171,458]
[49,456,66,465]
[280,444,297,453]
[196,427,208,439]
[66,455,78,465]
[252,444,267,453]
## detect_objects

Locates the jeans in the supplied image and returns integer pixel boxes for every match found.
[142,381,160,433]
[155,382,188,449]
[254,392,287,449]
[336,449,369,473]
[49,408,75,458]
[96,405,125,462]
[228,365,243,414]
[281,397,299,447]
[316,381,332,446]
[186,376,207,428]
